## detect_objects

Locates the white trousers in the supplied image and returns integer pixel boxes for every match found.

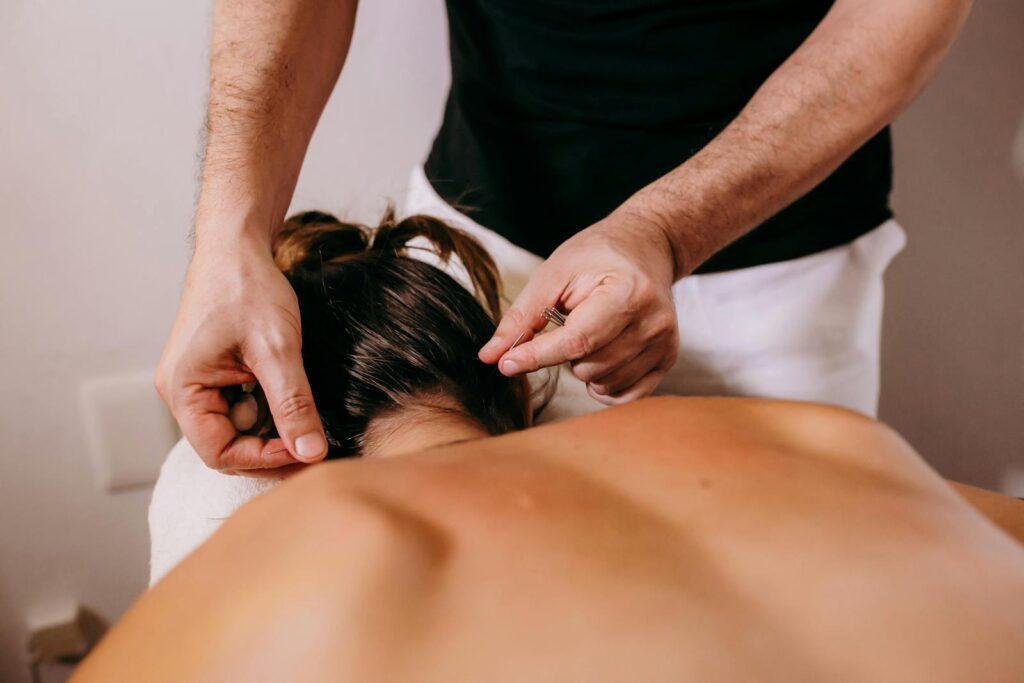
[402,166,907,419]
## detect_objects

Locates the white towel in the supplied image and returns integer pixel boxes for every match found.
[148,438,282,585]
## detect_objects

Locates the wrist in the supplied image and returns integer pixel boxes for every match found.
[610,202,688,282]
[193,187,287,253]
[193,210,278,262]
[195,161,298,249]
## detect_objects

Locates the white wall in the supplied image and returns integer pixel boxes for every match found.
[0,1,1020,680]
[0,2,448,680]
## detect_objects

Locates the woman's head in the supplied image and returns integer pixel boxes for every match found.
[271,209,529,458]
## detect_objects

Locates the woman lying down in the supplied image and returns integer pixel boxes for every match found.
[79,212,1024,681]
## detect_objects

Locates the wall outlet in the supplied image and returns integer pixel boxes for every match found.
[80,371,180,492]
[27,604,107,664]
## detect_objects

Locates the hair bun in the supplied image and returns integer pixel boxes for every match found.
[273,211,370,275]
[273,207,503,321]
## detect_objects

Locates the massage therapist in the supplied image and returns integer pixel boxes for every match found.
[156,0,971,471]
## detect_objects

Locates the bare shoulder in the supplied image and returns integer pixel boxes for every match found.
[77,463,449,682]
[250,459,450,572]
[275,397,937,523]
[525,396,958,508]
[564,396,917,462]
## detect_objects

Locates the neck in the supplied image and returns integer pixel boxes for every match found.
[362,399,489,458]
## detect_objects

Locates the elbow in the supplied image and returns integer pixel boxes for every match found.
[891,0,973,114]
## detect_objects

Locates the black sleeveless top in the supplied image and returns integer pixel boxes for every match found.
[424,0,892,273]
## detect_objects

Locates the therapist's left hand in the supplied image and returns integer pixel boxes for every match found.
[478,208,680,405]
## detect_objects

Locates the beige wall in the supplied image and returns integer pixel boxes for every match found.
[883,0,1024,490]
[0,1,1020,680]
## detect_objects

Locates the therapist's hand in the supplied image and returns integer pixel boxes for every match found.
[155,235,328,472]
[479,209,680,405]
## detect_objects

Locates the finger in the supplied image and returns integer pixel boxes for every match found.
[499,289,632,375]
[250,340,328,464]
[570,301,678,382]
[587,366,669,407]
[175,383,299,470]
[569,324,646,383]
[174,382,240,468]
[222,462,310,479]
[479,268,562,363]
[589,345,664,396]
[212,434,303,470]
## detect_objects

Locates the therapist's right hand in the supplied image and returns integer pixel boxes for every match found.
[155,234,328,472]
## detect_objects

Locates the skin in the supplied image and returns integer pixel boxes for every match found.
[75,398,1024,681]
[157,0,972,471]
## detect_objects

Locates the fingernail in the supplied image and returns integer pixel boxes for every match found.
[481,337,502,353]
[502,359,520,375]
[295,432,326,461]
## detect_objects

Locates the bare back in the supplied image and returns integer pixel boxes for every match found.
[77,398,1024,682]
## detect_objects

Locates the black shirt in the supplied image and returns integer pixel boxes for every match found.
[424,0,893,273]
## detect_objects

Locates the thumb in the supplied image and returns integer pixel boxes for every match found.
[252,343,327,463]
[479,266,561,364]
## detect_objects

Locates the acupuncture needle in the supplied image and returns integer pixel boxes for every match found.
[508,306,566,352]
[543,307,567,327]
[508,330,528,352]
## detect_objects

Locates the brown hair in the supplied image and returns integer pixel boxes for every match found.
[271,209,529,457]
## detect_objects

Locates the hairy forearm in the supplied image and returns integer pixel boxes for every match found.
[622,0,972,277]
[198,0,358,247]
